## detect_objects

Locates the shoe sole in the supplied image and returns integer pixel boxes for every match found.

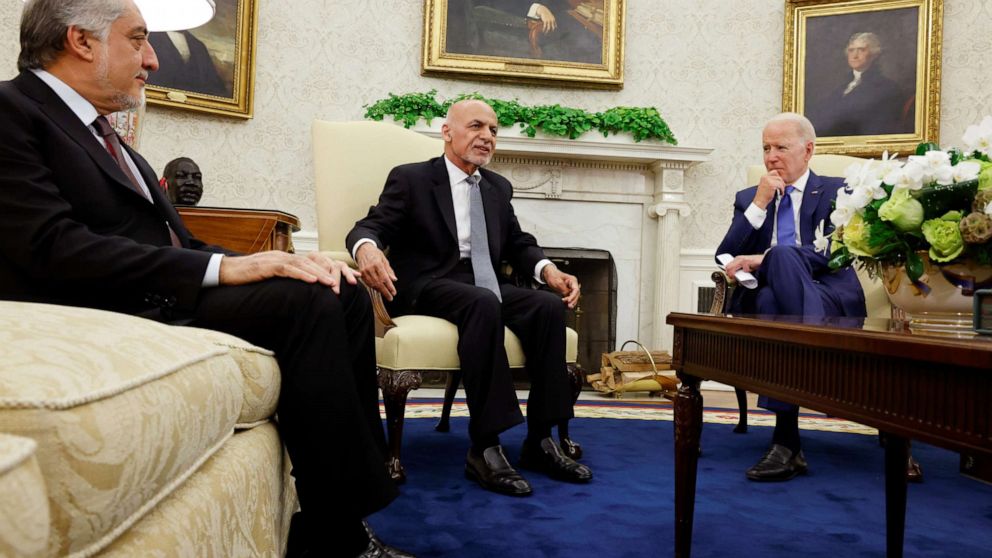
[464,465,533,496]
[518,456,593,483]
[746,466,808,482]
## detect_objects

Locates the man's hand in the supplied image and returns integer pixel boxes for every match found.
[219,251,359,294]
[724,254,764,280]
[356,243,398,301]
[535,4,557,33]
[542,264,580,309]
[753,170,786,209]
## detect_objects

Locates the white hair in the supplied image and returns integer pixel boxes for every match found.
[766,112,816,143]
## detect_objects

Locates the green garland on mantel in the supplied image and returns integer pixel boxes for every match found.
[363,90,678,145]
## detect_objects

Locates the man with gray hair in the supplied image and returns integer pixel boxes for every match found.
[717,113,865,481]
[0,1,411,556]
[808,31,911,137]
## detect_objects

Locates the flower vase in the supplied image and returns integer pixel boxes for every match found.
[881,254,992,333]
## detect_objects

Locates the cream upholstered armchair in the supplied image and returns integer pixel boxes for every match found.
[711,154,893,432]
[311,121,580,482]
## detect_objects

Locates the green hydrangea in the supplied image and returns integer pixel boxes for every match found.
[922,216,965,262]
[877,188,925,232]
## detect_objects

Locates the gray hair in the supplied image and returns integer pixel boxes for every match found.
[767,112,817,143]
[847,32,882,57]
[18,0,127,72]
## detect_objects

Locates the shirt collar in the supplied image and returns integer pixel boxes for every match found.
[791,169,811,193]
[443,155,481,187]
[852,69,863,80]
[31,69,101,129]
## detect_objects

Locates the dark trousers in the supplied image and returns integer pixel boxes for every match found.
[188,278,397,543]
[413,264,573,444]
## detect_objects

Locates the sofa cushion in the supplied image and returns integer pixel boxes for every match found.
[0,302,243,557]
[0,434,49,558]
[376,315,578,370]
[175,326,281,427]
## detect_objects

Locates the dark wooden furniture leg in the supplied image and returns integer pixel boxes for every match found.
[378,369,423,484]
[674,372,703,558]
[882,432,908,558]
[559,363,584,459]
[733,387,748,433]
[435,371,462,432]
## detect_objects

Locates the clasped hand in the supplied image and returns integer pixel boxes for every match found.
[219,251,359,294]
[543,264,580,309]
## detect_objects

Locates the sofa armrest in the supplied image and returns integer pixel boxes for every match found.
[0,434,49,558]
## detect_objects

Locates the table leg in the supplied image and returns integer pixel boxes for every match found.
[882,432,908,558]
[674,372,703,558]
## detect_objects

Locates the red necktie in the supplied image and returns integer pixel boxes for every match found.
[92,116,181,247]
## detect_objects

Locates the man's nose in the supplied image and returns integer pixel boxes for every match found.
[144,41,160,71]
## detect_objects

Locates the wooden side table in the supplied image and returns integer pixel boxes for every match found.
[176,206,301,254]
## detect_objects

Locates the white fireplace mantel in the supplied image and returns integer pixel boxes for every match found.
[417,125,713,351]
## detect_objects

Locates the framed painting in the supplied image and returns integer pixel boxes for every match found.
[145,0,259,118]
[422,0,626,89]
[783,0,943,156]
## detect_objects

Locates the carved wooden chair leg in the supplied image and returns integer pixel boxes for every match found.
[436,371,462,432]
[733,387,748,433]
[378,368,422,484]
[559,363,584,459]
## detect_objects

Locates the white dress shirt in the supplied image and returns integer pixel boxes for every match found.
[31,69,222,287]
[743,168,810,247]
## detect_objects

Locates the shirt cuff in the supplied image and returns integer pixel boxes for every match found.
[351,238,376,261]
[527,3,544,18]
[202,253,223,287]
[534,259,553,283]
[744,203,767,230]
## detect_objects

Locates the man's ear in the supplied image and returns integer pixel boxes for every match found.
[64,25,97,62]
[441,123,451,142]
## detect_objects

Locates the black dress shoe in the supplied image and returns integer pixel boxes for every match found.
[745,444,808,482]
[906,455,923,483]
[465,446,533,496]
[519,437,593,483]
[357,523,417,558]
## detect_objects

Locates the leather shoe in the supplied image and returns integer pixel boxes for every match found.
[358,522,416,557]
[519,437,593,483]
[465,445,533,496]
[745,444,808,482]
[906,455,923,483]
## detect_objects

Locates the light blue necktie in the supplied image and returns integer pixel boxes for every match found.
[776,185,796,246]
[466,175,502,301]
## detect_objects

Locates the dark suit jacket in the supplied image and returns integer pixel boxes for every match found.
[346,156,546,314]
[715,171,865,317]
[808,65,910,137]
[0,71,227,319]
[147,31,229,97]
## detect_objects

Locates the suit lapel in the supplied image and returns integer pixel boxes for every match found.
[799,171,823,245]
[429,157,458,242]
[16,72,152,201]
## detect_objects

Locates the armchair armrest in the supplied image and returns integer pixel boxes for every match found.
[320,251,397,335]
[709,270,733,314]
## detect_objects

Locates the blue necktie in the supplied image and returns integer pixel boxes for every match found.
[466,175,502,301]
[776,185,796,246]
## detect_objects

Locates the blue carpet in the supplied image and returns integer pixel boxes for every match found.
[367,417,992,558]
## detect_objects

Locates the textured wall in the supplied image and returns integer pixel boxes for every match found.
[1,0,990,248]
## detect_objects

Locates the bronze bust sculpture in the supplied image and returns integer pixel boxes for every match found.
[161,157,204,206]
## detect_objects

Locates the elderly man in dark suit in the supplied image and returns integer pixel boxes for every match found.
[347,99,593,497]
[0,1,410,556]
[717,113,866,481]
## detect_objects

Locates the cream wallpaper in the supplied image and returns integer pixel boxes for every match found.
[1,0,990,249]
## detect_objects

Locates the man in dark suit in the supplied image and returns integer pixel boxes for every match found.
[807,32,911,137]
[0,1,409,556]
[347,99,593,496]
[717,113,866,481]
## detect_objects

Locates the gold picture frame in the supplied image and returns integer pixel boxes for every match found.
[422,0,625,89]
[783,0,943,156]
[145,0,258,118]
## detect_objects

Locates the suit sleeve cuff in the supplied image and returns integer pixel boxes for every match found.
[351,238,376,261]
[744,203,767,230]
[534,259,553,284]
[202,253,223,287]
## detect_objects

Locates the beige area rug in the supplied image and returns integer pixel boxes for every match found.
[387,398,879,436]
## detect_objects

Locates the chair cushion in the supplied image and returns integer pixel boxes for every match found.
[175,326,281,427]
[0,302,243,557]
[0,434,49,558]
[375,314,578,371]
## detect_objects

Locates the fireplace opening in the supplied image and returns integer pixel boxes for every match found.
[418,248,618,390]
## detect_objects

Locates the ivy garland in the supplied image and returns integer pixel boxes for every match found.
[363,90,677,145]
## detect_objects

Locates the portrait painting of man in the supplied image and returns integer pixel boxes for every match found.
[444,0,605,65]
[801,6,919,138]
[146,0,239,98]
